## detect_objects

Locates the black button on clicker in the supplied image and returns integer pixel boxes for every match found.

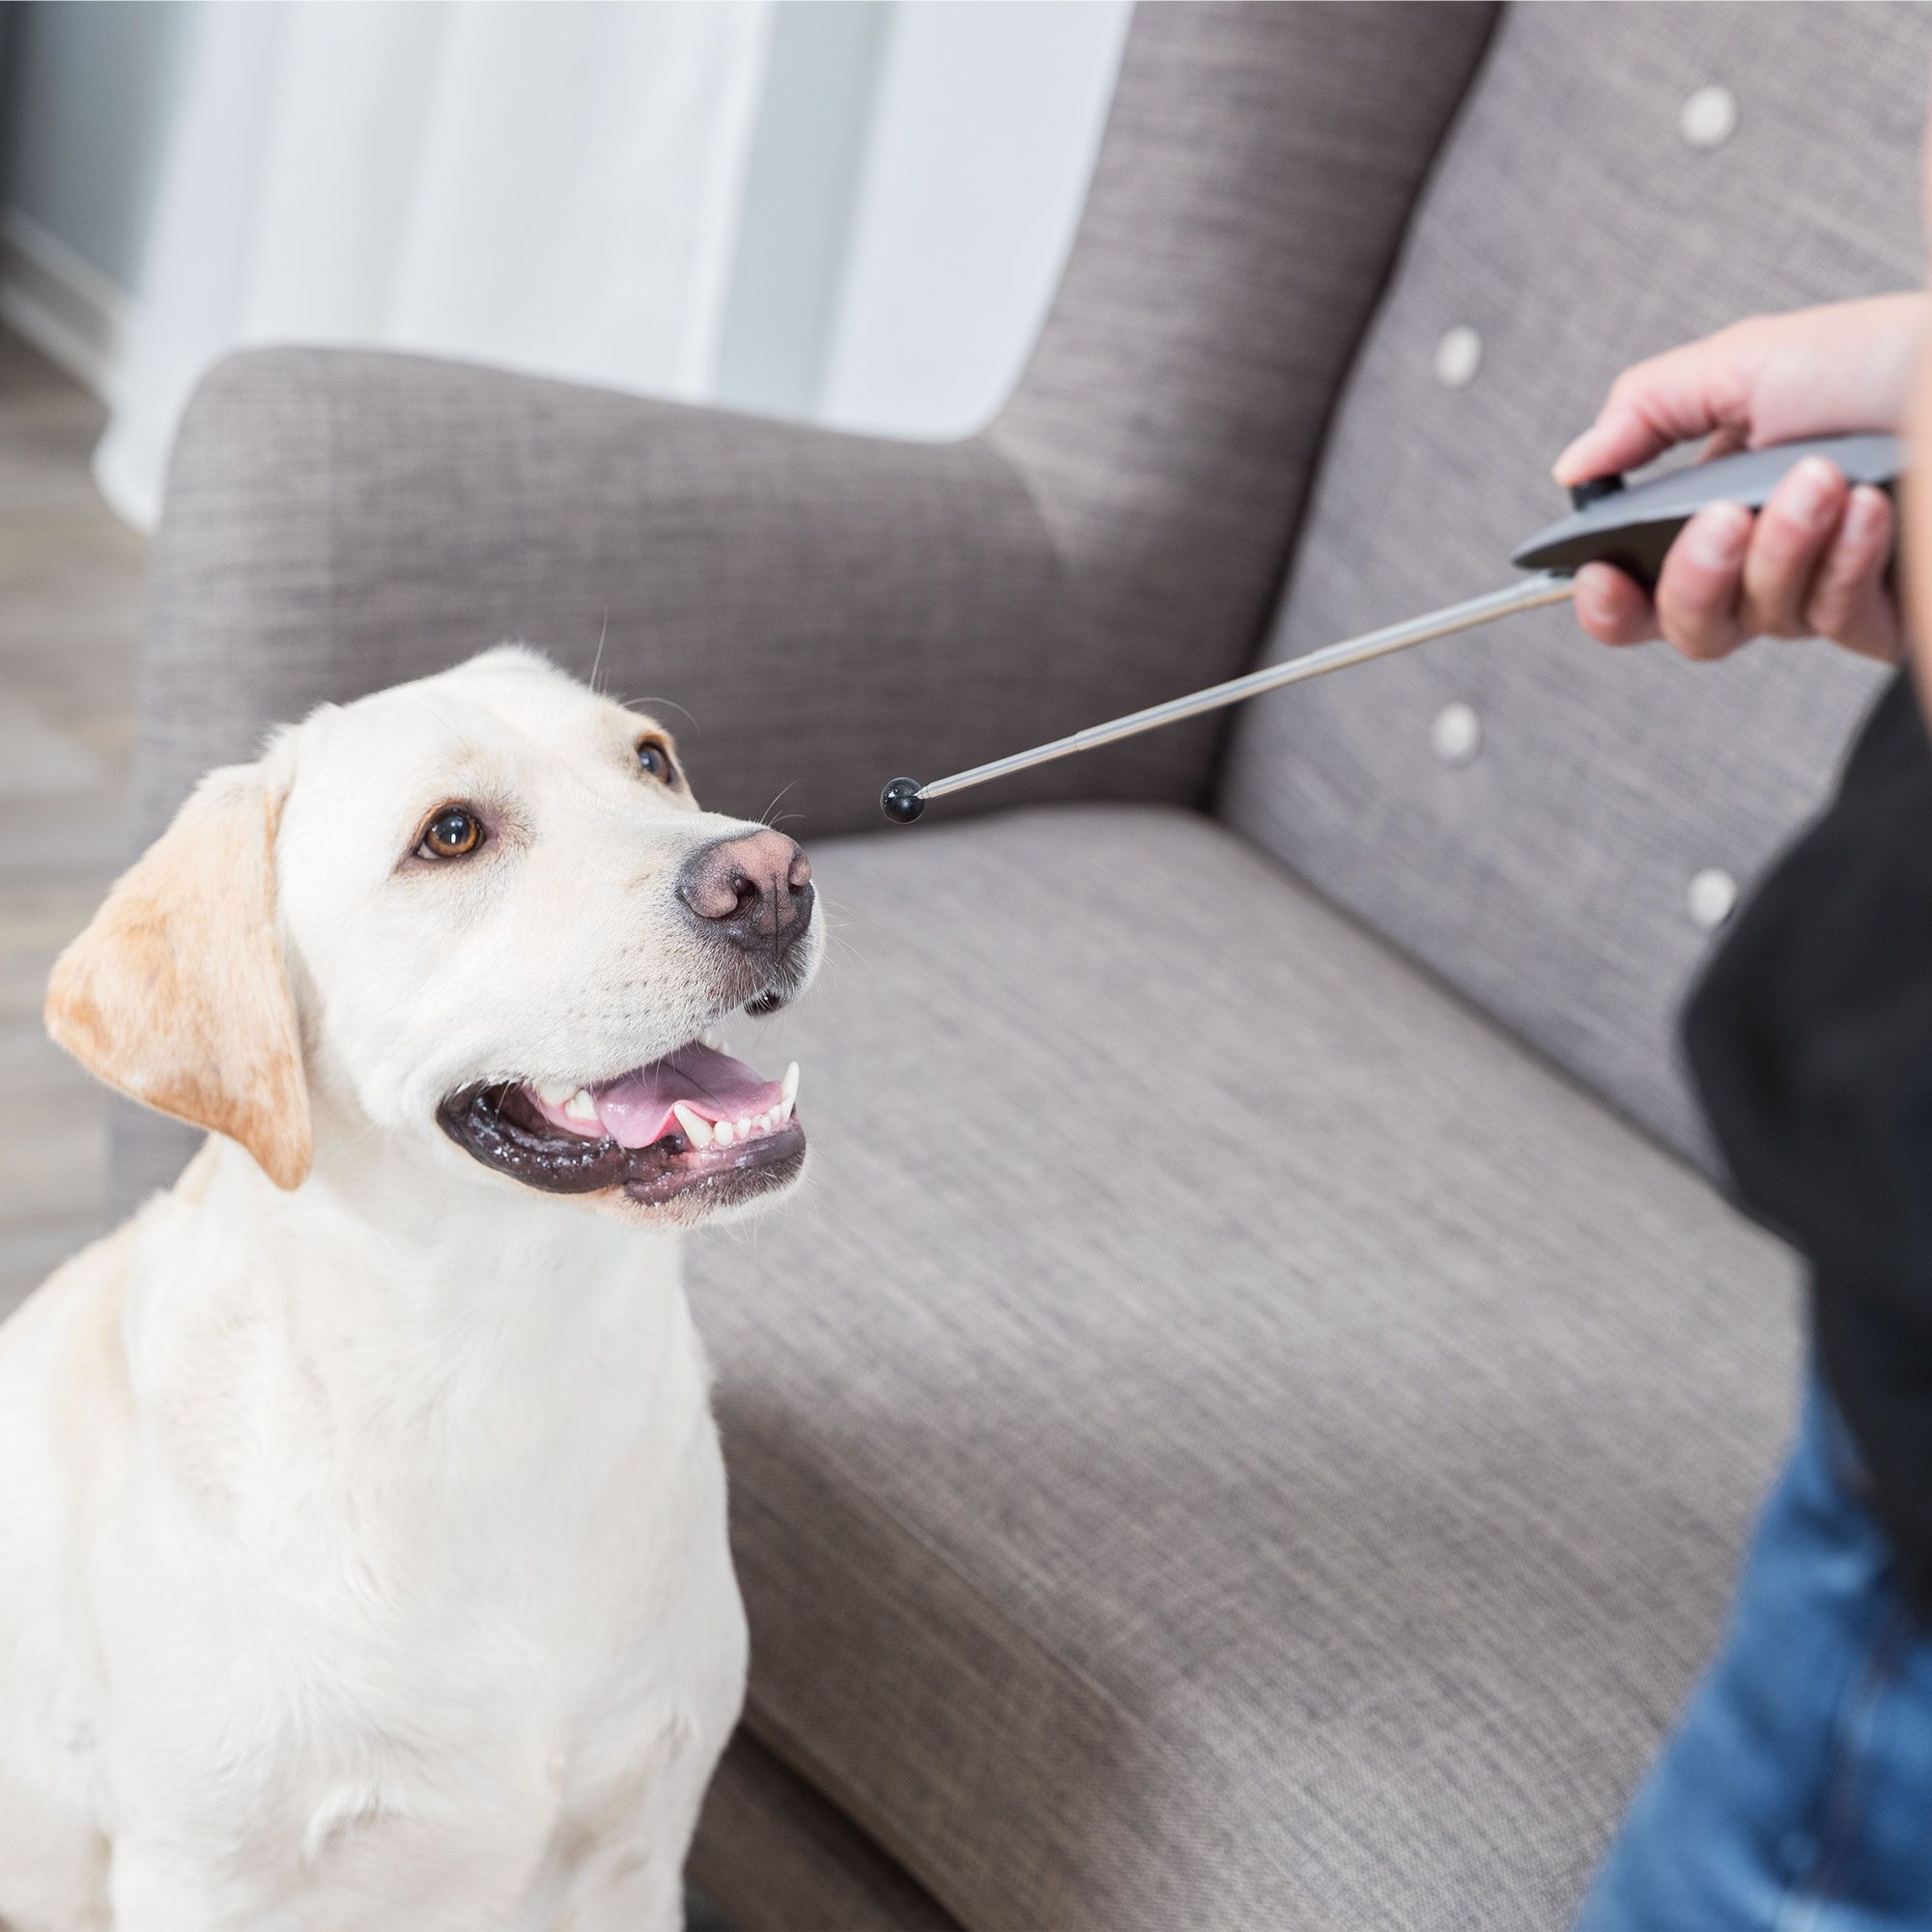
[1569,474,1627,512]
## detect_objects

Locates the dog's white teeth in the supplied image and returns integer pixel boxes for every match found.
[699,1027,725,1052]
[736,1116,752,1137]
[671,1102,713,1150]
[713,1120,735,1148]
[535,1080,576,1106]
[781,1062,800,1112]
[563,1089,600,1124]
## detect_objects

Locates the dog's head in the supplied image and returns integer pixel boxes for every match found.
[46,647,820,1228]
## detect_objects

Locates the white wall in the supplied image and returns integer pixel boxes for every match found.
[816,0,1131,438]
[0,0,200,289]
[0,0,202,384]
[710,0,895,422]
[0,0,1129,451]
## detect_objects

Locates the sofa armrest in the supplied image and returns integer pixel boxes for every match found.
[113,345,1219,1205]
[136,346,1209,849]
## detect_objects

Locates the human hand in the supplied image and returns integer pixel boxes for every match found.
[1552,295,1927,663]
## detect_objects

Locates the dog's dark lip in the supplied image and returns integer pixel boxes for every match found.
[438,1080,805,1209]
[710,946,810,1023]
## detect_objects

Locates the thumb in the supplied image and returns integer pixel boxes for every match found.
[1552,333,1759,486]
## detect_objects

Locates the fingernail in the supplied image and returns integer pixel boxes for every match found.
[1843,485,1888,544]
[1782,456,1838,526]
[1686,503,1750,569]
[1552,415,1618,482]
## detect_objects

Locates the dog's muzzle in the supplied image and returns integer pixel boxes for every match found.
[679,830,815,1013]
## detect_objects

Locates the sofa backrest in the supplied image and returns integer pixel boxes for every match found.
[1218,1,1926,1159]
[988,2,1498,810]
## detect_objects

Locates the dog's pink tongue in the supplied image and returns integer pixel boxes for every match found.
[591,1043,783,1149]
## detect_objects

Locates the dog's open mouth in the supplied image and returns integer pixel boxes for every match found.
[438,1038,805,1209]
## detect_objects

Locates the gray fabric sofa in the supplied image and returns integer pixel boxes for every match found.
[114,5,1932,1926]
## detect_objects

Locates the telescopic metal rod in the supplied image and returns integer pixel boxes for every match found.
[880,571,1574,821]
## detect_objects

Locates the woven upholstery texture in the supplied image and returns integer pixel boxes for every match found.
[1221,2,1926,1157]
[691,807,1802,1931]
[691,1731,959,1932]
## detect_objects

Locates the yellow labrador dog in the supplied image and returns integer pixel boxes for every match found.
[0,647,818,1932]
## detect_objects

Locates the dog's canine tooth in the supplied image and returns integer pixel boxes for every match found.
[781,1063,800,1112]
[670,1102,713,1150]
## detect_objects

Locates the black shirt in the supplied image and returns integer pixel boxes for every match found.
[1686,667,1932,1611]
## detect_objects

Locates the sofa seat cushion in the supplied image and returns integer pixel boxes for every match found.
[689,805,1802,1932]
[692,1729,961,1932]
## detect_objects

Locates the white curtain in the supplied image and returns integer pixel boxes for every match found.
[95,1,773,529]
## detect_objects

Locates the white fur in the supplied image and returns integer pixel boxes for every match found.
[0,649,816,1930]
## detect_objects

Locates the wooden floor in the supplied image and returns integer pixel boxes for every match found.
[0,330,145,1320]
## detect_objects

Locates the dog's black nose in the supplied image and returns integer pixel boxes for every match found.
[679,831,813,954]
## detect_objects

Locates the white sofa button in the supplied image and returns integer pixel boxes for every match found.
[1680,85,1738,152]
[1688,867,1739,930]
[1434,325,1483,389]
[1432,701,1482,765]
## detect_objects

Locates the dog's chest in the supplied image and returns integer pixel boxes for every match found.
[104,1318,749,1923]
[296,1539,746,1918]
[292,1413,748,1903]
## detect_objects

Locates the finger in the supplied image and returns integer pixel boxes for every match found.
[1738,457,1848,638]
[1571,563,1659,646]
[1803,485,1901,661]
[1552,330,1757,485]
[1654,501,1753,660]
[1553,403,1682,490]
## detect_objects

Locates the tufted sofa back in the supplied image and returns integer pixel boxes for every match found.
[1216,2,1925,1156]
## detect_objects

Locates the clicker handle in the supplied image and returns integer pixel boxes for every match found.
[1511,433,1905,588]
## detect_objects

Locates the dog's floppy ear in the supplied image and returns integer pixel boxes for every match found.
[45,762,312,1190]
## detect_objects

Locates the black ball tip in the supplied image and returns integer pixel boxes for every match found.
[880,778,925,824]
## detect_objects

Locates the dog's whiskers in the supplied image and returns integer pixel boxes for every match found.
[616,696,699,730]
[588,614,610,696]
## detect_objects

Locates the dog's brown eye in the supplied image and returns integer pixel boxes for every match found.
[637,739,676,785]
[418,807,483,860]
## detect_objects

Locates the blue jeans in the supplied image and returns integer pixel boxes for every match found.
[1575,1377,1932,1931]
